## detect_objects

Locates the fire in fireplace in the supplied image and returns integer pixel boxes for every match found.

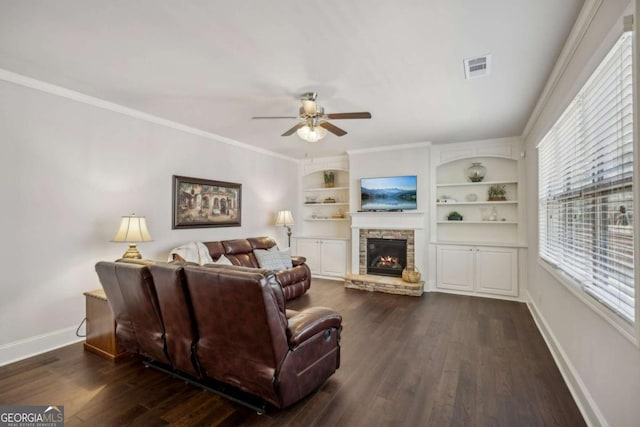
[366,238,407,277]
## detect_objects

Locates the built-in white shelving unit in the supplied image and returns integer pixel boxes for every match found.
[434,156,521,244]
[430,139,526,299]
[296,156,351,279]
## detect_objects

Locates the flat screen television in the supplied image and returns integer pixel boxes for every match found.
[360,175,417,211]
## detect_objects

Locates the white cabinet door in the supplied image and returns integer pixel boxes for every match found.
[437,244,519,297]
[436,245,475,291]
[320,239,347,276]
[296,238,321,274]
[475,246,518,296]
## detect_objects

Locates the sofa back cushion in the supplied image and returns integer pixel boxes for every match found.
[220,239,258,267]
[203,237,278,268]
[95,261,170,365]
[95,261,138,354]
[248,236,277,251]
[183,265,288,405]
[203,242,225,261]
[149,263,200,378]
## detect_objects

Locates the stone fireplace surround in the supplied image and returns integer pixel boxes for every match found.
[346,211,426,296]
[359,229,414,275]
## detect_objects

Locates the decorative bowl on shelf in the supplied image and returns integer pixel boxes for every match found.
[323,197,336,203]
[305,195,318,204]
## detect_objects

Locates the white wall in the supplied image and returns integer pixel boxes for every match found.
[524,1,640,426]
[0,77,298,365]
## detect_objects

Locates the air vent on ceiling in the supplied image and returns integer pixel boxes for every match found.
[464,54,491,80]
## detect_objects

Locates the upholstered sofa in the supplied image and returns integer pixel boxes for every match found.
[94,259,342,411]
[174,237,311,300]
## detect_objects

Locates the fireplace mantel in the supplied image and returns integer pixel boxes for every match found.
[349,211,426,230]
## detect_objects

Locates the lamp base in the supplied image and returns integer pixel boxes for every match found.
[121,243,142,259]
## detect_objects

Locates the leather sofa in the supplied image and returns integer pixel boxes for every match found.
[95,259,342,410]
[197,237,311,300]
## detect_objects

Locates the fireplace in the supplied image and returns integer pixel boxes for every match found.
[366,238,407,277]
[348,217,424,296]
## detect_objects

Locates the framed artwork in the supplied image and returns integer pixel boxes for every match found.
[172,175,242,229]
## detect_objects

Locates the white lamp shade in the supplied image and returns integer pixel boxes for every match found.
[275,210,294,226]
[296,124,328,142]
[112,214,153,242]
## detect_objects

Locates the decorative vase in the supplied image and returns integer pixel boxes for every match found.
[466,162,486,182]
[402,267,421,283]
[489,207,498,221]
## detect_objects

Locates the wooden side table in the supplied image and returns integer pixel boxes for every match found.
[84,289,129,361]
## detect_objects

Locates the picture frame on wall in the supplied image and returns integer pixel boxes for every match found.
[172,175,242,229]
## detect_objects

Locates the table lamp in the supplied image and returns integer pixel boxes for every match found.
[112,214,153,259]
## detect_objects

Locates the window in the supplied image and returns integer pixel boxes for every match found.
[538,32,634,324]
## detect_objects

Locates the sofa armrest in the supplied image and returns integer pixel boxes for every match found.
[286,307,342,347]
[291,256,307,266]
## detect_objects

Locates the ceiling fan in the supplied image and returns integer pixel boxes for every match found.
[252,92,372,141]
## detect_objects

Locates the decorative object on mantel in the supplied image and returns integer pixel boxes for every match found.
[487,184,507,201]
[466,162,487,182]
[447,211,463,221]
[275,210,294,247]
[112,213,153,259]
[323,170,335,188]
[402,267,421,283]
[465,193,478,202]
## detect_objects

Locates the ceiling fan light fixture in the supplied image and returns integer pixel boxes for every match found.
[296,124,328,142]
[301,99,317,115]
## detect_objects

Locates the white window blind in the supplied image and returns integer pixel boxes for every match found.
[538,32,634,323]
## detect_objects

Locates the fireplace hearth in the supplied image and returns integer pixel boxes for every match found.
[366,238,407,277]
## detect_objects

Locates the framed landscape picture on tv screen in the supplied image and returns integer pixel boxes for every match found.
[360,175,417,211]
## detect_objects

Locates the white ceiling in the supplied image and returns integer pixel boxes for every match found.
[0,1,584,159]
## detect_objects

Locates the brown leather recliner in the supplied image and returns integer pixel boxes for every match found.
[95,260,342,410]
[201,237,311,300]
[94,261,171,366]
[179,264,341,408]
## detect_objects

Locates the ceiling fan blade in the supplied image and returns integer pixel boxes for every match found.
[320,121,347,137]
[252,116,298,119]
[282,122,306,136]
[325,112,372,120]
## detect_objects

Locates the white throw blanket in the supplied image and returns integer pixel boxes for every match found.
[168,241,214,265]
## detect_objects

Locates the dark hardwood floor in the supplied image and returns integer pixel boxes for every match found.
[0,279,585,426]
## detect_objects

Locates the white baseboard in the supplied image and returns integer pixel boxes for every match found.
[0,326,84,367]
[526,291,608,427]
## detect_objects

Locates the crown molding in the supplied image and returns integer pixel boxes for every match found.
[0,68,297,163]
[346,141,431,156]
[521,0,604,141]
